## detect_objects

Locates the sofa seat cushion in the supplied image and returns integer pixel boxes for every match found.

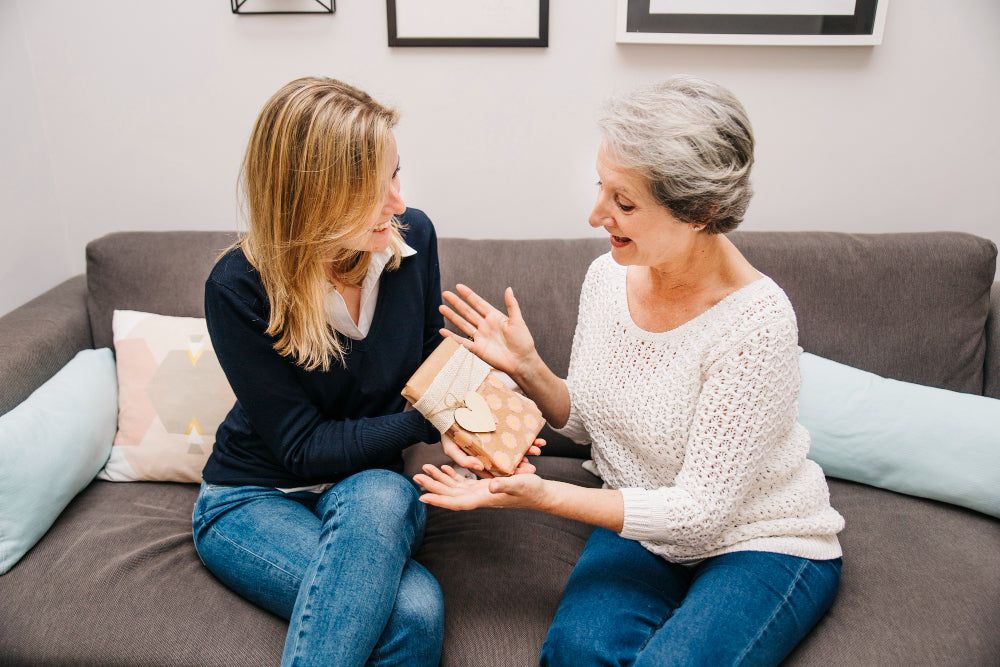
[786,479,1000,666]
[0,462,996,665]
[0,480,286,666]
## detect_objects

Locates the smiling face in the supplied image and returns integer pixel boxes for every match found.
[589,143,698,271]
[341,132,406,254]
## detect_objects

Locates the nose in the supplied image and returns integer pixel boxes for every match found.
[384,179,406,215]
[588,197,612,229]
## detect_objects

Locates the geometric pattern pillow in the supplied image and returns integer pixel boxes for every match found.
[98,310,235,483]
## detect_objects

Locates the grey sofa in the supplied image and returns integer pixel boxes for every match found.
[1,228,998,666]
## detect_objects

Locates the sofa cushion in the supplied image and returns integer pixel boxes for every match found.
[0,480,286,665]
[0,348,116,573]
[99,310,234,483]
[731,231,996,395]
[86,231,239,350]
[785,479,1000,666]
[799,352,1000,517]
[85,230,996,396]
[0,465,996,665]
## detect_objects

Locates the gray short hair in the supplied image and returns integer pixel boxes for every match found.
[598,76,754,234]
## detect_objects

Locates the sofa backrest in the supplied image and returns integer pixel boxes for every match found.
[86,231,239,351]
[85,228,997,397]
[730,231,996,395]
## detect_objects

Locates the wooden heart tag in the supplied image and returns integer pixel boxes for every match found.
[453,391,497,433]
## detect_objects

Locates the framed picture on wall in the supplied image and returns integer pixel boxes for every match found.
[617,0,888,46]
[231,0,334,14]
[387,0,549,47]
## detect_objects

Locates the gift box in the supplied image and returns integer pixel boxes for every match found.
[403,338,543,476]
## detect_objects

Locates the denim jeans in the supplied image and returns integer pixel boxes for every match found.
[191,469,443,667]
[541,527,842,667]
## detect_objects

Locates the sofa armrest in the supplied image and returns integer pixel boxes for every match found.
[0,275,93,416]
[986,281,1000,400]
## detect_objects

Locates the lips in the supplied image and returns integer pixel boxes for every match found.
[609,234,631,248]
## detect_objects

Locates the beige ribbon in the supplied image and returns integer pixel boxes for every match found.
[414,345,491,433]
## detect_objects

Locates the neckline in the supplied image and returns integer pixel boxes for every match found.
[615,261,768,339]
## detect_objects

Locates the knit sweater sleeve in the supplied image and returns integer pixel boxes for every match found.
[205,276,437,480]
[618,315,804,549]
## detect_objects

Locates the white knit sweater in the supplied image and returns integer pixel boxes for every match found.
[556,254,844,563]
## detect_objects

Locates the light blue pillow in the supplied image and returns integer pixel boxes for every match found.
[798,352,1000,518]
[0,348,117,574]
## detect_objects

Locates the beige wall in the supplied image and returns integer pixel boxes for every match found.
[3,0,999,314]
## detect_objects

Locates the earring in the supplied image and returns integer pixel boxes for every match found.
[693,226,703,231]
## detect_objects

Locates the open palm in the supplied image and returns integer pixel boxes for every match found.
[440,284,537,378]
[414,464,545,511]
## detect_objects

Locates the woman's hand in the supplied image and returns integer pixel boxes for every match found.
[441,433,545,478]
[440,285,538,381]
[414,464,548,511]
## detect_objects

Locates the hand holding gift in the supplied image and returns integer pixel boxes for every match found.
[403,337,545,477]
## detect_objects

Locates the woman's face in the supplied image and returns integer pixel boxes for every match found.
[342,132,406,253]
[588,143,697,270]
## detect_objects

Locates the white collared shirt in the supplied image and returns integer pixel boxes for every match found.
[324,241,417,340]
[278,241,418,495]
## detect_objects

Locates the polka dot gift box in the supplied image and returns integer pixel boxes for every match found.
[403,338,543,476]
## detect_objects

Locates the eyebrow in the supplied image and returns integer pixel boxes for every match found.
[600,172,638,200]
[596,159,639,197]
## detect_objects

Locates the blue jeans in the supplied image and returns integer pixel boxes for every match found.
[191,469,443,667]
[541,528,842,667]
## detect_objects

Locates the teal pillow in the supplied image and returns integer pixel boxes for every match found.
[798,352,1000,518]
[0,348,117,574]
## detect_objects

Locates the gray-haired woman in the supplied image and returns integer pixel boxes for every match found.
[415,76,845,666]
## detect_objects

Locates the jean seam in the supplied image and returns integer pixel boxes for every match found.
[733,559,810,666]
[285,488,342,667]
[637,606,674,657]
[208,525,302,582]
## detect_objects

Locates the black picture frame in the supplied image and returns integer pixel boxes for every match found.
[387,0,548,47]
[231,0,334,15]
[617,0,887,46]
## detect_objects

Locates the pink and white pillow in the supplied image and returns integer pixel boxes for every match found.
[99,310,235,483]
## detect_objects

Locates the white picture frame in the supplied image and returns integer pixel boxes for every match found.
[616,0,889,46]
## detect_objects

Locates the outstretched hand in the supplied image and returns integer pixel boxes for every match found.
[441,433,545,478]
[414,463,547,511]
[440,285,537,380]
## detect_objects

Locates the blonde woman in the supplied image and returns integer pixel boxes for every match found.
[416,76,844,666]
[191,77,446,666]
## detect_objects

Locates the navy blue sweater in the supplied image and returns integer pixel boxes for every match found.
[202,208,443,487]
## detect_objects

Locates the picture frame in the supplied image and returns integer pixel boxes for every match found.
[387,0,549,47]
[617,0,888,46]
[231,0,334,14]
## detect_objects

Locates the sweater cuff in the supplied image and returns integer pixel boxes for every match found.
[360,410,439,461]
[618,487,670,542]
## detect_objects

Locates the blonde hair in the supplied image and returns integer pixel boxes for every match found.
[238,76,405,370]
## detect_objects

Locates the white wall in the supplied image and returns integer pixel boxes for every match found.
[1,2,72,314]
[3,0,999,315]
